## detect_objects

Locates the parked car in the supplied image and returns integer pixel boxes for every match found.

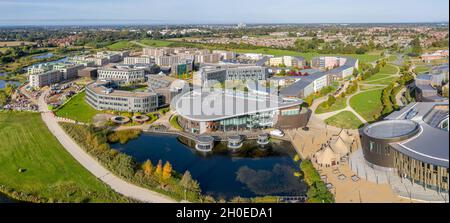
[270,129,285,137]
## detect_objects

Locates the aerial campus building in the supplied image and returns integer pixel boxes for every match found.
[196,65,269,85]
[415,64,449,102]
[97,65,146,85]
[361,102,449,192]
[85,81,158,113]
[311,56,358,79]
[172,89,310,134]
[279,56,358,98]
[28,63,84,88]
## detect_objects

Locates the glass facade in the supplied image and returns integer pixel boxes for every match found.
[218,111,275,131]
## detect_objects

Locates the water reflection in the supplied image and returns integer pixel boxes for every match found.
[112,133,307,199]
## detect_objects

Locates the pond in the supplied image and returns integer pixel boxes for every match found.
[32,52,54,59]
[0,192,17,203]
[112,133,307,200]
[25,57,68,69]
[0,80,20,89]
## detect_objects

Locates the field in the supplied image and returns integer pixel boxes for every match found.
[0,41,35,47]
[325,111,363,129]
[315,97,347,114]
[55,91,100,123]
[363,74,392,82]
[0,112,128,202]
[363,77,399,85]
[106,40,140,50]
[139,39,175,47]
[350,89,383,122]
[379,64,398,74]
[141,38,383,63]
[413,65,431,74]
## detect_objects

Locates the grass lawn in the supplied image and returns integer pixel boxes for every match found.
[379,64,398,75]
[169,115,183,130]
[106,40,140,50]
[0,112,128,202]
[140,38,382,63]
[414,65,431,74]
[55,91,100,123]
[350,89,383,122]
[359,85,385,91]
[325,111,363,129]
[363,76,399,85]
[139,39,174,47]
[363,74,392,82]
[387,55,397,62]
[315,97,347,114]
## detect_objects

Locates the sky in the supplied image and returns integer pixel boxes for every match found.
[0,0,448,25]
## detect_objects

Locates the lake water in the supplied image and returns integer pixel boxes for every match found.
[112,133,307,200]
[32,53,54,59]
[0,80,20,89]
[0,192,17,203]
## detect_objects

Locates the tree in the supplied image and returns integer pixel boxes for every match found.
[155,159,163,176]
[0,91,7,106]
[410,37,423,57]
[162,161,172,180]
[180,171,201,193]
[142,159,153,177]
[326,95,336,107]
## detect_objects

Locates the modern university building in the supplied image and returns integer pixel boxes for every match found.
[172,90,309,134]
[86,81,158,113]
[361,102,449,192]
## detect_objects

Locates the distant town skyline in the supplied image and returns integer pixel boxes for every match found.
[0,0,449,25]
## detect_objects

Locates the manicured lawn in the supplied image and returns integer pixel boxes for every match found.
[325,111,364,130]
[0,112,128,202]
[55,91,100,123]
[169,115,183,130]
[379,64,398,75]
[350,89,383,122]
[315,97,347,114]
[387,55,397,62]
[363,74,392,82]
[413,65,431,74]
[363,76,399,85]
[359,85,385,91]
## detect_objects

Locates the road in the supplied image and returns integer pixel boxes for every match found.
[37,91,176,203]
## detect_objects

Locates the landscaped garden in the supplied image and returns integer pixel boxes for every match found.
[324,111,364,129]
[0,112,129,203]
[350,89,384,122]
[315,97,347,114]
[55,91,100,123]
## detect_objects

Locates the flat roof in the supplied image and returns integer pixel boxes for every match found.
[384,102,449,167]
[87,82,156,98]
[173,89,303,122]
[364,120,419,139]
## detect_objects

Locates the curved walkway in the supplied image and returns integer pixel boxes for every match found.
[38,92,176,203]
[314,63,401,126]
[314,88,368,124]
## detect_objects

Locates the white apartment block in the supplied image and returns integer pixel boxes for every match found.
[29,70,62,88]
[124,56,153,65]
[53,63,84,80]
[268,56,304,67]
[195,53,221,64]
[212,50,237,60]
[97,67,145,85]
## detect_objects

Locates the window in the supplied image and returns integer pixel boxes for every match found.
[369,141,375,152]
